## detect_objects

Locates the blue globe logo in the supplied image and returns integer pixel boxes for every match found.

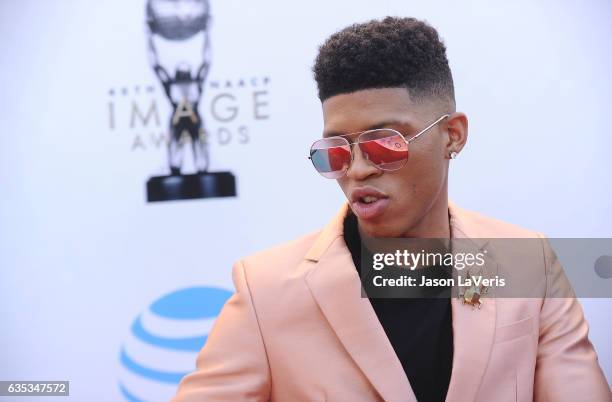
[118,286,232,401]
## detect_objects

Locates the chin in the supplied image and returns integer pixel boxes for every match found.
[359,220,401,238]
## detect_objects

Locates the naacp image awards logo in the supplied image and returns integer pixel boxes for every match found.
[107,0,271,202]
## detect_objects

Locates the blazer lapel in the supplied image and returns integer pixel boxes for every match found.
[304,204,417,402]
[445,201,497,402]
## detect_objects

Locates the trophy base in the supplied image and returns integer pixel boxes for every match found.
[146,171,237,202]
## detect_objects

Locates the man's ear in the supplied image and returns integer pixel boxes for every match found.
[445,112,468,158]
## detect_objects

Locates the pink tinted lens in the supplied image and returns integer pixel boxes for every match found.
[310,138,351,178]
[359,130,408,170]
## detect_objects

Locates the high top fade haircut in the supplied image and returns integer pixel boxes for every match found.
[313,16,455,110]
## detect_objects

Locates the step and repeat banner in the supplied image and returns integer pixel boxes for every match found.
[1,0,610,400]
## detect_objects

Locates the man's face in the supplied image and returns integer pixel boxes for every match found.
[322,87,450,238]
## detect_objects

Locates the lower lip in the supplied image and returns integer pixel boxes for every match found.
[351,198,390,220]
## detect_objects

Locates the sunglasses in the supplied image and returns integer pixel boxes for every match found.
[308,114,450,179]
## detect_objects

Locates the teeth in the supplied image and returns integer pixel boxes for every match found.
[362,196,379,204]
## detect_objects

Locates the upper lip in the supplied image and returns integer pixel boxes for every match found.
[350,186,389,203]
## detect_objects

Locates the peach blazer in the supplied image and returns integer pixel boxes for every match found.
[172,202,610,402]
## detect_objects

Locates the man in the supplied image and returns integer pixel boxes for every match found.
[172,17,610,401]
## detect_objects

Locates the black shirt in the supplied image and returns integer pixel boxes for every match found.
[342,211,454,402]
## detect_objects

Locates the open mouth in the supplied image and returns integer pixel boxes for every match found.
[360,196,380,204]
[350,188,390,220]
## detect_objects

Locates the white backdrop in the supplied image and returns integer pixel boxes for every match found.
[0,0,610,400]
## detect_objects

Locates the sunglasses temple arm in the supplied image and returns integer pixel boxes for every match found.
[406,114,450,143]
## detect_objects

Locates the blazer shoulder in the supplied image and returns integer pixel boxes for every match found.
[455,205,543,239]
[238,230,321,279]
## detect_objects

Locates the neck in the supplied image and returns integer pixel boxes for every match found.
[401,188,450,238]
[354,182,452,240]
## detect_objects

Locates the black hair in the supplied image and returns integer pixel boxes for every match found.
[313,16,455,108]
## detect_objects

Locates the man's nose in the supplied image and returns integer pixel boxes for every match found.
[346,144,381,180]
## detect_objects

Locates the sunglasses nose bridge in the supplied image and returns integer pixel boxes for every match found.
[345,138,380,178]
[352,140,368,162]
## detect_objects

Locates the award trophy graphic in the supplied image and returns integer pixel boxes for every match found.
[145,0,236,202]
